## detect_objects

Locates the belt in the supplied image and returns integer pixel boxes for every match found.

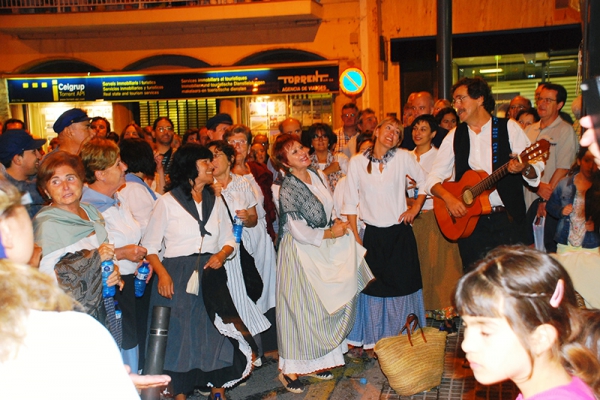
[490,206,506,214]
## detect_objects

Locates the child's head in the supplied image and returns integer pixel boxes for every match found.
[455,246,586,386]
[572,146,599,180]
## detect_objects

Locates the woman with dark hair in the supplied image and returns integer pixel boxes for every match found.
[208,140,271,363]
[80,138,147,373]
[118,137,163,370]
[182,128,201,145]
[354,131,373,154]
[120,123,144,141]
[91,116,110,139]
[436,107,459,131]
[272,133,373,393]
[302,123,348,194]
[142,144,252,400]
[516,108,541,133]
[119,138,162,232]
[343,117,427,357]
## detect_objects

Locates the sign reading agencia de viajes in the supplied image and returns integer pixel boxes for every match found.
[7,64,340,103]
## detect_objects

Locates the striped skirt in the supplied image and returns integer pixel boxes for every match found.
[276,232,373,374]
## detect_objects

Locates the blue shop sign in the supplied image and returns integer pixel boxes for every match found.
[6,64,339,103]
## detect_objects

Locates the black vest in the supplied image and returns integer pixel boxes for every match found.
[453,118,526,223]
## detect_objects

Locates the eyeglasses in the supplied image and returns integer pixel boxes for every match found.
[343,113,356,118]
[284,129,302,135]
[537,97,557,104]
[228,139,247,146]
[211,151,225,158]
[312,134,327,141]
[452,95,469,106]
[509,105,526,110]
[157,126,174,133]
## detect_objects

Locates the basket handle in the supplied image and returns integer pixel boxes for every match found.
[400,313,427,347]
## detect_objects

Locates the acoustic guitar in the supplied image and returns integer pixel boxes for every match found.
[433,139,550,241]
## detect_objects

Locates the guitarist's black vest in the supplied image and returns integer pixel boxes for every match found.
[453,118,526,223]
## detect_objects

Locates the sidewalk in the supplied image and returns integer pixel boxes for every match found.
[183,318,519,400]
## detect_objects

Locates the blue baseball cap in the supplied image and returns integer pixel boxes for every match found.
[0,129,46,164]
[53,108,91,134]
[206,113,233,131]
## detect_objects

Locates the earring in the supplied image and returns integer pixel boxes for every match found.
[289,167,293,173]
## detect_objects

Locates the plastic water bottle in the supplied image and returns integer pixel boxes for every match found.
[134,261,150,298]
[101,260,116,298]
[114,301,122,321]
[232,216,243,243]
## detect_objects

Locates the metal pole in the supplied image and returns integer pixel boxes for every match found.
[141,306,171,400]
[437,0,452,100]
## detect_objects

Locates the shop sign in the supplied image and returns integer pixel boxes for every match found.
[339,67,366,96]
[6,65,339,103]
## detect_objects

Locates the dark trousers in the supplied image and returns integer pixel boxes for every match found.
[458,212,527,271]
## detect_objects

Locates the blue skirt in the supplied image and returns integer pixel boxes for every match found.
[347,290,426,349]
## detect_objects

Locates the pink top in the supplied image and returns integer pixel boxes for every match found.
[515,376,594,400]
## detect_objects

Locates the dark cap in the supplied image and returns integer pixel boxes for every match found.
[53,108,91,134]
[206,113,233,131]
[0,129,47,164]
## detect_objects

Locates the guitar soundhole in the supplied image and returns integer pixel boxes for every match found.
[462,189,474,206]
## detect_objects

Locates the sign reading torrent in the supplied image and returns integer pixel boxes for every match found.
[7,65,339,103]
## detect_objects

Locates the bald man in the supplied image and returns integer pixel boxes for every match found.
[400,92,448,150]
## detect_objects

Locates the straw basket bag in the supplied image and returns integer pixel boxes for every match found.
[374,313,447,396]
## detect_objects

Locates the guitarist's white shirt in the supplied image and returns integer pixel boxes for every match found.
[425,118,543,207]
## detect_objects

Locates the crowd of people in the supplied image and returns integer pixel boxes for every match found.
[1,75,600,399]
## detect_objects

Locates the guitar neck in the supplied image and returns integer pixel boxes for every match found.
[469,163,510,198]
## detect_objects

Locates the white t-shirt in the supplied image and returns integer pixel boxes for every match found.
[0,310,139,400]
[408,147,438,211]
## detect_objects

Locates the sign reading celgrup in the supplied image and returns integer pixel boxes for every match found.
[339,67,366,96]
[7,65,339,103]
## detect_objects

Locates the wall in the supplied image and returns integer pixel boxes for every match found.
[0,0,582,127]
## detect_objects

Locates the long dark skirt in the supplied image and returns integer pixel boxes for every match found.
[148,254,250,395]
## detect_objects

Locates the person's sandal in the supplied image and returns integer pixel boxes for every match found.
[306,370,334,380]
[279,373,305,393]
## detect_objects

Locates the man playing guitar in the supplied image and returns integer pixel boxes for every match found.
[425,77,544,271]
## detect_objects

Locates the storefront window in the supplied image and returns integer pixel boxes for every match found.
[454,52,579,120]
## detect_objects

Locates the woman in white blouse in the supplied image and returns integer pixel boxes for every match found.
[272,134,373,393]
[302,123,348,195]
[343,117,428,357]
[81,138,148,374]
[142,144,251,400]
[208,140,271,362]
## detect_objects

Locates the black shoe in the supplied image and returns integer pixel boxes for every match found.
[307,370,334,380]
[279,373,305,393]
